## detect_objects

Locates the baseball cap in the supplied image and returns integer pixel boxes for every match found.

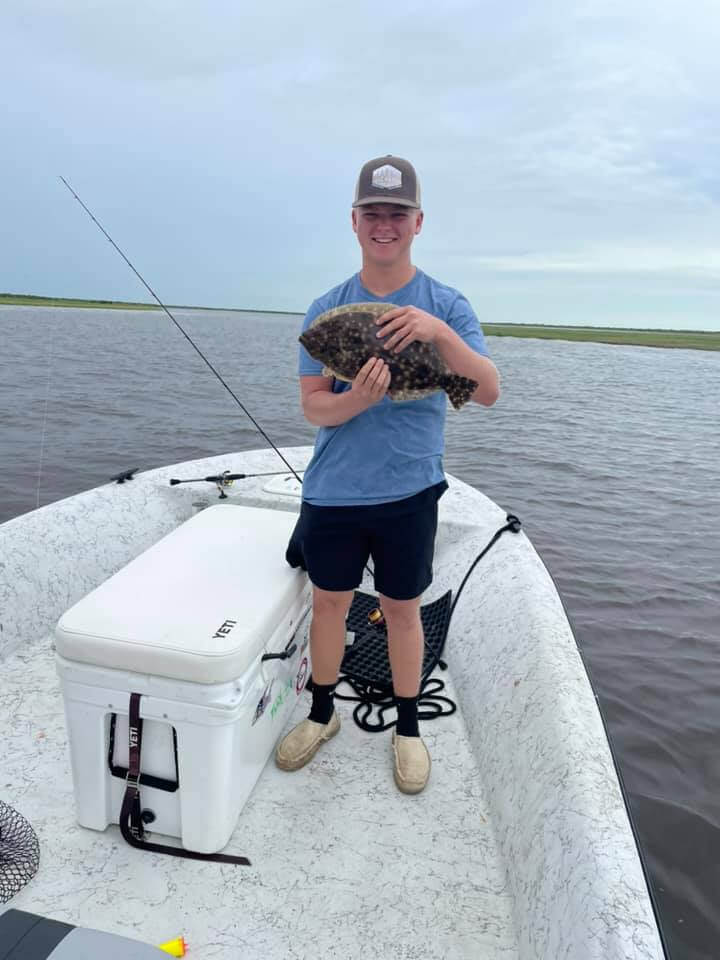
[352,155,421,209]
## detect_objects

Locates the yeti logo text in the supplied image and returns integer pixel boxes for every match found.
[213,619,237,639]
[371,164,402,190]
[129,726,138,748]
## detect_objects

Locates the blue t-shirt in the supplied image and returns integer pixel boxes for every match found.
[298,268,489,506]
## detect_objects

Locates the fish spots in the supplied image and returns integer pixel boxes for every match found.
[299,302,478,409]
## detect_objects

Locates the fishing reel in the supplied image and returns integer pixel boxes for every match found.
[169,469,236,499]
[210,470,234,499]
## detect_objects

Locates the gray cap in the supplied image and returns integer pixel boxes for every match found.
[352,155,421,209]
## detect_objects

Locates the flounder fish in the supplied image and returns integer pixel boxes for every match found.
[299,302,478,409]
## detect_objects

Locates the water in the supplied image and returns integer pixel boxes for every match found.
[2,304,719,959]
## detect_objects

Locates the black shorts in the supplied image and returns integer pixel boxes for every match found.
[285,481,448,601]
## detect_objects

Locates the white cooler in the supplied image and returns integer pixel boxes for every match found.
[54,503,312,854]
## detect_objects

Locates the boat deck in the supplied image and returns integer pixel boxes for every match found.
[0,448,667,960]
[2,628,519,960]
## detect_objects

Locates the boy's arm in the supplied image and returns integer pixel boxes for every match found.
[434,325,499,406]
[301,359,390,427]
[372,299,498,407]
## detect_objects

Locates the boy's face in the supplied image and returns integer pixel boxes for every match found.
[351,203,423,266]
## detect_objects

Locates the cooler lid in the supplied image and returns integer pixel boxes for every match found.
[55,504,307,684]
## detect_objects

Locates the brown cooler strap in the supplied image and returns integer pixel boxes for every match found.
[119,692,250,866]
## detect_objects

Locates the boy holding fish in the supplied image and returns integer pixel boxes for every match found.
[277,155,499,793]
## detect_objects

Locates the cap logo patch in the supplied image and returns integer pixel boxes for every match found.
[372,164,402,190]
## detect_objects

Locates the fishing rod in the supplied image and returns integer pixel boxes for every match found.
[169,470,301,486]
[59,176,304,487]
[169,469,302,499]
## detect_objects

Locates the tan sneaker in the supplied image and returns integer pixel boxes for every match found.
[392,731,431,794]
[275,711,341,771]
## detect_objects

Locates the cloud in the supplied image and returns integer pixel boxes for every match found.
[466,246,720,278]
[1,0,719,326]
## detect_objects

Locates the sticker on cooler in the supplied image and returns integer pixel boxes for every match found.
[296,657,308,694]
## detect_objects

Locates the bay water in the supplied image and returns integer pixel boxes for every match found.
[2,305,719,959]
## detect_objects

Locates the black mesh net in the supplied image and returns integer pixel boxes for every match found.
[0,801,40,903]
[340,589,453,690]
[318,590,457,731]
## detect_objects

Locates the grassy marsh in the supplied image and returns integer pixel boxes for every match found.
[2,294,718,350]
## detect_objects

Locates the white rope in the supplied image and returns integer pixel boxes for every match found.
[35,315,55,509]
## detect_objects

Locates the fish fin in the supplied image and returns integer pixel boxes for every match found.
[442,375,478,410]
[389,386,437,403]
[310,302,398,328]
[324,367,352,382]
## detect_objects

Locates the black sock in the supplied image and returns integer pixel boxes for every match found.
[308,682,336,724]
[394,694,420,737]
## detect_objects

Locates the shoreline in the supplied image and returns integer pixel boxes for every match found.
[0,293,297,316]
[481,324,720,350]
[2,293,718,351]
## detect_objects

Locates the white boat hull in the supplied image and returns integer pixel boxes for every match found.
[0,446,665,960]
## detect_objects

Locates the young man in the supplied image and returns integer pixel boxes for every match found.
[277,155,499,793]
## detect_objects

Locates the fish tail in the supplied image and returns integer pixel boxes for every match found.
[442,375,478,410]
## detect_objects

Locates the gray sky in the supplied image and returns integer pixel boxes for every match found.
[2,0,719,329]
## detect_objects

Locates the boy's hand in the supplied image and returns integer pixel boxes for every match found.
[352,356,391,406]
[374,306,443,353]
